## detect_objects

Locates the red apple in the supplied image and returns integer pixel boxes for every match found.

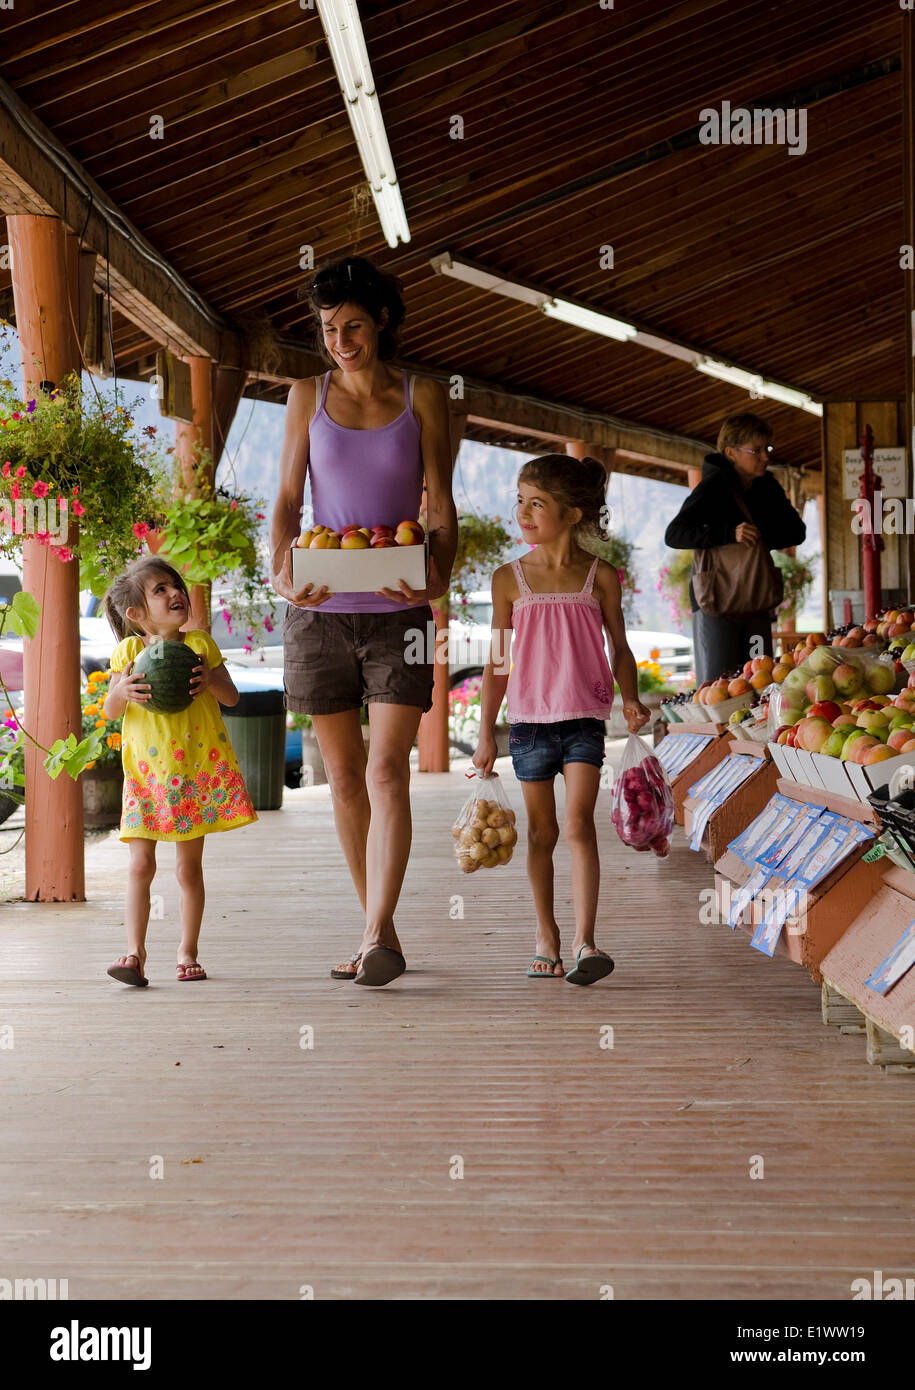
[808,700,841,722]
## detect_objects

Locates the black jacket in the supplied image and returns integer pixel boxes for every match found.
[664,452,807,613]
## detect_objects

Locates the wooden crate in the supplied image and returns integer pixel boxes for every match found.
[664,722,730,826]
[682,740,779,863]
[713,779,886,982]
[820,864,915,1068]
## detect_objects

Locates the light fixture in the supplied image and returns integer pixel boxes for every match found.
[697,358,822,416]
[316,0,410,247]
[428,253,550,307]
[541,297,637,342]
[430,254,822,415]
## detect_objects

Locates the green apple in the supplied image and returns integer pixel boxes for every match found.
[820,730,847,758]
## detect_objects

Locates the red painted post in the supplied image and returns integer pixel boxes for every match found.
[858,424,883,620]
[6,216,85,900]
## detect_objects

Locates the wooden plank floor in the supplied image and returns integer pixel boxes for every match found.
[1,749,913,1301]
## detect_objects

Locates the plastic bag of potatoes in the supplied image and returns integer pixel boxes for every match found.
[452,771,518,872]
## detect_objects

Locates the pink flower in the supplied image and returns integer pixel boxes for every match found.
[31,480,49,499]
[14,465,26,478]
[229,500,238,511]
[35,531,50,545]
[11,412,20,421]
[1,462,9,478]
[10,483,19,500]
[72,499,85,516]
[56,547,73,562]
[132,522,149,538]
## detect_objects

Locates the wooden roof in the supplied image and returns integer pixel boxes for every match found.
[0,0,905,474]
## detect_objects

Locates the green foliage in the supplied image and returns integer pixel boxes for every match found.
[448,513,513,608]
[0,596,105,796]
[773,551,815,616]
[0,337,167,596]
[579,532,639,620]
[156,447,275,648]
[658,549,694,629]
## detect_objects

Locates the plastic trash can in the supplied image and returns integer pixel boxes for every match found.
[222,689,286,811]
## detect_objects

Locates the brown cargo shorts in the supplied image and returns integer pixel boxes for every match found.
[283,602,436,716]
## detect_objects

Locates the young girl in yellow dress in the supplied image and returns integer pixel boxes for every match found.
[102,556,256,987]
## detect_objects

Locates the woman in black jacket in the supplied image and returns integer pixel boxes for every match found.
[665,413,806,684]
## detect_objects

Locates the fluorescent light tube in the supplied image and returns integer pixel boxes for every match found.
[542,298,637,341]
[429,255,549,307]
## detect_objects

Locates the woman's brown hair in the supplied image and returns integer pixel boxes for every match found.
[102,556,190,642]
[307,256,406,364]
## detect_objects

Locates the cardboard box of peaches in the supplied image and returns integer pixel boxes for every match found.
[291,518,428,593]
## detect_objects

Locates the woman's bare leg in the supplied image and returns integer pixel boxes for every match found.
[313,710,370,973]
[361,701,424,957]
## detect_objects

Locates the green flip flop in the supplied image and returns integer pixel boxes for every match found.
[527,955,564,978]
[564,947,614,986]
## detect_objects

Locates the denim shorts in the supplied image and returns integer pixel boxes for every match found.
[508,718,606,781]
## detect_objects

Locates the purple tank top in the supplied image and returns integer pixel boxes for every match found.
[307,368,426,613]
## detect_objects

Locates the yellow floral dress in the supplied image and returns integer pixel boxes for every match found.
[110,632,257,843]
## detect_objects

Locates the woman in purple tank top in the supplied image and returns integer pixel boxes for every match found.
[271,257,457,987]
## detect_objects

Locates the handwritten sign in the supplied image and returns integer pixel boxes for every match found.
[843,447,906,500]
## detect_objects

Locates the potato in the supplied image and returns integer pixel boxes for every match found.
[458,854,478,873]
[465,826,482,843]
[469,842,488,861]
[495,844,512,864]
[486,809,508,828]
[480,851,499,868]
[481,827,500,847]
[505,809,516,824]
[496,825,515,845]
[451,823,462,839]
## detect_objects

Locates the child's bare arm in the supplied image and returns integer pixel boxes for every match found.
[594,562,650,732]
[192,658,239,708]
[103,663,150,719]
[472,566,514,775]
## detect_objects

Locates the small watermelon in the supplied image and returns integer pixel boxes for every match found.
[132,640,199,714]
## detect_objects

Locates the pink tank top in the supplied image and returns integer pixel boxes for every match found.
[506,556,615,723]
[307,368,426,613]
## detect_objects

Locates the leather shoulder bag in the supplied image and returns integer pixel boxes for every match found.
[692,489,784,617]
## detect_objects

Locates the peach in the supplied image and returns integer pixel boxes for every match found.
[777,651,795,668]
[862,633,883,645]
[795,716,833,752]
[309,530,341,548]
[394,519,425,545]
[370,536,398,548]
[706,684,730,704]
[751,656,774,672]
[808,633,828,646]
[861,744,895,765]
[888,729,913,753]
[749,669,771,692]
[728,677,752,696]
[849,736,880,764]
[340,530,370,548]
[296,529,314,548]
[902,739,915,753]
[742,661,754,679]
[771,663,792,683]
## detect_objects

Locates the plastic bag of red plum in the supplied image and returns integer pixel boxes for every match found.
[609,734,675,858]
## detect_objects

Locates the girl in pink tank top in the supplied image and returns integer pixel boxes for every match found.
[472,454,650,986]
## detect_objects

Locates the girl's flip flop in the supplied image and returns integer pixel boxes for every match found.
[526,955,564,978]
[564,947,614,986]
[107,955,148,988]
[176,962,207,981]
[353,946,406,987]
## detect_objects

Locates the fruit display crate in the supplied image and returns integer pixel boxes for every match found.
[820,864,915,1070]
[682,741,780,864]
[767,739,915,803]
[656,722,731,825]
[290,535,428,594]
[712,779,885,982]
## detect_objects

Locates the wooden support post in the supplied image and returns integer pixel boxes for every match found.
[904,5,915,598]
[417,411,466,772]
[7,215,85,901]
[175,356,215,631]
